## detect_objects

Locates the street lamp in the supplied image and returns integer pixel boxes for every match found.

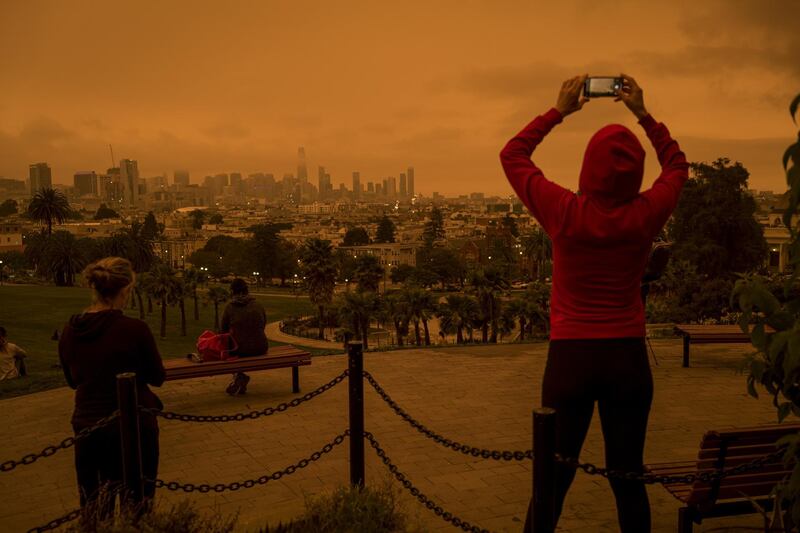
[0,259,4,286]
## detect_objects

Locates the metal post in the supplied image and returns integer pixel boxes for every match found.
[533,408,556,533]
[348,342,365,487]
[117,372,144,506]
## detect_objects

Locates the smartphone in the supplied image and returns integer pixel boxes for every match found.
[583,77,622,98]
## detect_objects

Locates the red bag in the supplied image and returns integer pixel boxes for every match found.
[196,330,239,362]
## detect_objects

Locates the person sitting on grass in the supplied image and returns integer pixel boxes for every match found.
[221,278,268,395]
[0,326,28,381]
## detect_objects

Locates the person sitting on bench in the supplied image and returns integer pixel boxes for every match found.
[221,278,268,395]
[0,326,28,381]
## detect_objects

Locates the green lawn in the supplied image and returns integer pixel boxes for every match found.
[0,285,314,399]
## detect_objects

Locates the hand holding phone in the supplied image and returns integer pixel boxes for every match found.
[555,74,590,117]
[614,74,648,120]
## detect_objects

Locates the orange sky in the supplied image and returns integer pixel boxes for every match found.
[1,0,798,196]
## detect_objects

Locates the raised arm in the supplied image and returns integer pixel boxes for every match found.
[617,74,689,236]
[500,76,587,236]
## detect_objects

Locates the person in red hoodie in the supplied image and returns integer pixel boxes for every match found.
[501,74,688,532]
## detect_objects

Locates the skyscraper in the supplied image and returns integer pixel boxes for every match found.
[318,166,330,200]
[74,171,98,196]
[120,159,140,207]
[29,163,52,195]
[229,172,242,193]
[297,147,308,184]
[407,167,415,197]
[399,173,407,198]
[352,171,361,199]
[387,176,397,197]
[173,170,190,187]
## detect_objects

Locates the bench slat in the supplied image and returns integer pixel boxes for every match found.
[164,346,311,381]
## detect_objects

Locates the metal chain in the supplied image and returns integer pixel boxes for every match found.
[1,411,120,473]
[26,508,82,533]
[151,430,349,493]
[362,370,532,461]
[140,369,349,422]
[364,431,491,533]
[556,448,788,484]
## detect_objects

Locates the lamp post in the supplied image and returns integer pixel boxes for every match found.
[0,259,4,286]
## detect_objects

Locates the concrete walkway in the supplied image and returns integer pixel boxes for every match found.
[0,339,779,532]
[265,321,344,351]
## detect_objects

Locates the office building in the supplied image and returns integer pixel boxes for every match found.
[29,163,52,195]
[120,159,140,207]
[73,171,98,196]
[407,166,415,197]
[173,170,190,187]
[399,173,407,198]
[297,147,308,185]
[387,176,397,197]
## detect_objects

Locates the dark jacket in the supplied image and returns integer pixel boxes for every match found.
[221,295,268,356]
[58,310,165,428]
[501,109,689,339]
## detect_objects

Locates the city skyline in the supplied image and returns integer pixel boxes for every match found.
[1,1,798,195]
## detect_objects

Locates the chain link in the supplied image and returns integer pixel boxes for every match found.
[556,448,788,484]
[140,370,348,422]
[26,508,82,533]
[363,371,532,461]
[152,430,349,493]
[1,411,120,473]
[364,431,491,533]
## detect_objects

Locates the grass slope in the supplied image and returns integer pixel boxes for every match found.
[0,285,313,399]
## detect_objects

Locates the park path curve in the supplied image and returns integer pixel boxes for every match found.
[265,321,343,350]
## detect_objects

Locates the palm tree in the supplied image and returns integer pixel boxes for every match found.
[44,231,87,286]
[149,263,179,338]
[300,238,337,339]
[28,188,71,236]
[522,228,552,282]
[136,271,154,319]
[174,276,188,337]
[470,268,510,343]
[384,291,410,347]
[204,286,230,332]
[353,254,384,293]
[522,281,551,337]
[504,297,528,341]
[337,290,378,349]
[437,294,479,344]
[183,268,208,321]
[404,287,438,346]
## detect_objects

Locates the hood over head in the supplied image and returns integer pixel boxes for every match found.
[69,309,122,340]
[578,124,645,204]
[230,295,256,306]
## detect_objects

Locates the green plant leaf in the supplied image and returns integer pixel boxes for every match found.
[791,93,800,124]
[752,321,766,350]
[747,374,759,398]
[770,330,791,362]
[779,402,793,422]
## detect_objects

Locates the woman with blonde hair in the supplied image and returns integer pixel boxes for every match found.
[58,257,165,515]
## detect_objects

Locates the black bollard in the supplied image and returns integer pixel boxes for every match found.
[533,408,556,533]
[348,341,365,487]
[117,372,144,506]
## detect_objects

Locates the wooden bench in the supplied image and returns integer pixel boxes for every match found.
[646,423,799,532]
[674,325,773,368]
[164,345,312,393]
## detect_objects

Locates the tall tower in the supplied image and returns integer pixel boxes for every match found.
[352,171,361,200]
[399,173,407,198]
[73,171,98,196]
[120,159,140,207]
[317,166,327,200]
[29,163,52,195]
[407,166,415,197]
[297,147,308,184]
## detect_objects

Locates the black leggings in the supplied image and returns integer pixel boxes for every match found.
[73,420,159,516]
[524,337,653,533]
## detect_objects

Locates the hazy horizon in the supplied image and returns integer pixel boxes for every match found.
[2,0,798,195]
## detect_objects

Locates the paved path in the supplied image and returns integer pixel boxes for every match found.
[265,321,344,351]
[0,339,779,532]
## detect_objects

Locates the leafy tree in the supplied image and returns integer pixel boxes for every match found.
[0,251,27,273]
[204,286,230,332]
[669,158,767,279]
[375,216,396,244]
[353,255,384,293]
[389,264,415,284]
[437,294,479,344]
[417,246,466,288]
[208,212,224,225]
[28,187,71,236]
[93,203,120,220]
[731,92,800,524]
[300,238,338,339]
[422,207,445,247]
[0,199,18,217]
[140,211,163,240]
[343,227,370,247]
[501,213,519,238]
[189,209,206,230]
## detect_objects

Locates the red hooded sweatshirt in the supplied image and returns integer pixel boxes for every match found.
[500,108,689,340]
